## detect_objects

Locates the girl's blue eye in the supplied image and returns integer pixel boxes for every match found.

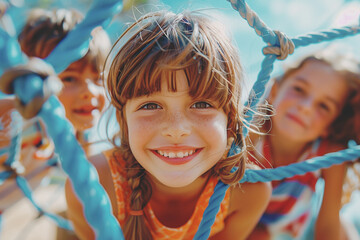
[191,101,212,109]
[140,103,161,110]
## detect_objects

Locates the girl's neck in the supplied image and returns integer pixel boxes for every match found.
[147,174,210,228]
[149,174,209,203]
[267,133,312,166]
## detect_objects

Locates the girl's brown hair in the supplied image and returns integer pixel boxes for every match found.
[18,8,111,73]
[105,10,248,239]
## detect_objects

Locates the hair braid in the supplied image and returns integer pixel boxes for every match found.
[120,144,153,240]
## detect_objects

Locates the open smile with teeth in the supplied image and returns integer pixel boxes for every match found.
[156,150,196,158]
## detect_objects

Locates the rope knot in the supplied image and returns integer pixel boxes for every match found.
[0,57,63,119]
[262,30,294,60]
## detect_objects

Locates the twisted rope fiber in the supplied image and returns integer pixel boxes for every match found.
[227,0,277,45]
[292,26,360,47]
[240,145,360,183]
[0,0,125,238]
[195,0,360,239]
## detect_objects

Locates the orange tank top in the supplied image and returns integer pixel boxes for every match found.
[104,149,231,240]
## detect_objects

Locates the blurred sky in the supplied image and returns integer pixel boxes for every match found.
[2,0,360,98]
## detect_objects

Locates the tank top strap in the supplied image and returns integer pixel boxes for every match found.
[103,149,130,226]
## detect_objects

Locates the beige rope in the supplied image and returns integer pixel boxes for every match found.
[262,30,295,60]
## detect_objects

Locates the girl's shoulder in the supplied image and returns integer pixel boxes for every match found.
[88,148,119,214]
[229,181,271,213]
[213,181,271,238]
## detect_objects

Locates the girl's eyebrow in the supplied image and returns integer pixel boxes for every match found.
[293,76,309,85]
[63,67,78,73]
[324,95,341,110]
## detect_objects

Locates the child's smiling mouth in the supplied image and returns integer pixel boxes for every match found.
[286,113,306,128]
[151,148,203,165]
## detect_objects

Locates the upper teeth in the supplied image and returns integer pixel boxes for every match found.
[157,150,195,158]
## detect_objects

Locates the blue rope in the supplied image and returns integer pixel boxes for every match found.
[39,96,123,239]
[193,142,240,240]
[45,1,123,74]
[240,145,360,183]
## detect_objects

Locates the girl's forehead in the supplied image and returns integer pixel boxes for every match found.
[287,60,339,84]
[286,60,349,106]
[160,70,190,93]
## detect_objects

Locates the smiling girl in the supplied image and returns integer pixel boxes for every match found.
[248,50,360,240]
[65,10,271,240]
[18,8,111,151]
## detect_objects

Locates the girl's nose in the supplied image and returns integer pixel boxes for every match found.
[161,111,191,140]
[79,79,98,99]
[298,97,313,113]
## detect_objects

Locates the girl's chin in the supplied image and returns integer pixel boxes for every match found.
[149,172,201,189]
[72,121,95,132]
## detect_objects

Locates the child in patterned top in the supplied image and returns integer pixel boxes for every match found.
[65,10,272,240]
[247,49,360,240]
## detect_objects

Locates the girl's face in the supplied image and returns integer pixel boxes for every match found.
[125,71,228,188]
[269,60,348,143]
[58,62,105,132]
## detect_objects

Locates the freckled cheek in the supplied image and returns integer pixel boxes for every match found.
[127,116,159,146]
[58,87,77,105]
[194,115,228,144]
[58,92,74,112]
